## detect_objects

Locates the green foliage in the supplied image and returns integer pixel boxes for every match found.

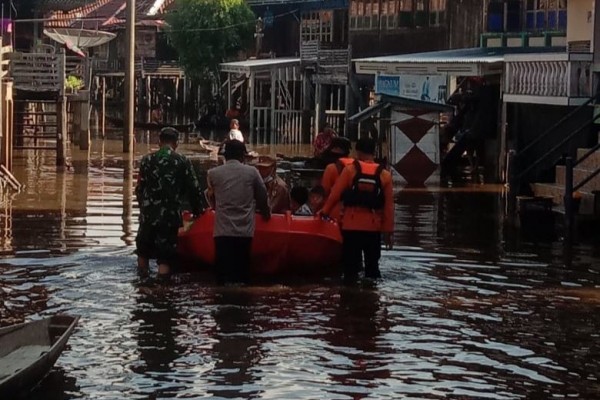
[166,0,255,81]
[65,75,84,91]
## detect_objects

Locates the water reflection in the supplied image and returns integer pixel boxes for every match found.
[122,155,135,245]
[209,288,263,399]
[131,283,184,398]
[325,286,391,399]
[2,137,600,398]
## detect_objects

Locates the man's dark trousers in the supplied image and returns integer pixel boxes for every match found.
[215,236,252,284]
[341,230,381,283]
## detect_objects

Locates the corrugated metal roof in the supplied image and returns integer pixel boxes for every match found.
[348,102,389,123]
[220,57,301,73]
[45,0,174,30]
[353,46,564,64]
[354,46,566,77]
[348,95,453,123]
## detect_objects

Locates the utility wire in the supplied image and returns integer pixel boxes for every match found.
[14,8,300,32]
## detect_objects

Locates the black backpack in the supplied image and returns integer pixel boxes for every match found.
[341,160,385,210]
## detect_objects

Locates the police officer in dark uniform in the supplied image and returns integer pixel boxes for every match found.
[135,127,204,276]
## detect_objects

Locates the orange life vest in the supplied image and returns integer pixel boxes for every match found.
[335,157,355,174]
[341,160,385,210]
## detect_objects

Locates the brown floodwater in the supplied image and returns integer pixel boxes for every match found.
[2,133,600,399]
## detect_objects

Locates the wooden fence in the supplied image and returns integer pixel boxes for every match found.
[274,110,303,144]
[8,51,65,93]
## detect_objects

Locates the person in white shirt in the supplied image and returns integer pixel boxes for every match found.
[294,185,325,216]
[227,119,244,143]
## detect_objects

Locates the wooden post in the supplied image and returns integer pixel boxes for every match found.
[249,71,255,143]
[314,82,321,140]
[498,100,508,182]
[56,95,67,167]
[270,68,276,144]
[57,163,67,242]
[506,149,517,214]
[123,0,136,153]
[3,81,13,172]
[72,100,81,146]
[137,77,144,115]
[175,77,180,110]
[344,45,352,138]
[227,72,231,111]
[564,156,574,239]
[101,76,106,139]
[122,153,134,242]
[182,77,187,109]
[0,37,2,170]
[80,94,90,150]
[0,101,5,172]
[302,70,311,143]
[145,76,151,112]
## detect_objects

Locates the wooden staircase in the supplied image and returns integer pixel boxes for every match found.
[13,100,60,151]
[531,145,600,215]
[8,50,68,166]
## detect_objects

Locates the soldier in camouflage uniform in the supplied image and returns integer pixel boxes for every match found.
[136,127,204,276]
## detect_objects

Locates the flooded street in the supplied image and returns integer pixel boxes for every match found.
[2,138,600,399]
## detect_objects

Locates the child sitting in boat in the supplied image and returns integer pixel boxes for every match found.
[295,185,325,216]
[290,186,309,214]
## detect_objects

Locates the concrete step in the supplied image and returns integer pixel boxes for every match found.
[531,182,596,215]
[556,165,600,192]
[576,148,600,171]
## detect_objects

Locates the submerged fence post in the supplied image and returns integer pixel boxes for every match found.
[564,156,574,239]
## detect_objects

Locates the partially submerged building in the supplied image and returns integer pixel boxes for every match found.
[349,0,599,190]
[221,0,350,145]
[44,0,188,116]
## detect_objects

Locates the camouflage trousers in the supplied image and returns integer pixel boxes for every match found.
[135,221,180,264]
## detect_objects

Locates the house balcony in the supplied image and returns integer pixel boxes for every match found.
[301,41,349,84]
[91,58,185,78]
[503,52,593,106]
[481,31,567,49]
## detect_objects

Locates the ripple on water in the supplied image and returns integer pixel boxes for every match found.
[2,145,600,399]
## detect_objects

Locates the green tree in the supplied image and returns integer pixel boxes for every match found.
[166,0,255,81]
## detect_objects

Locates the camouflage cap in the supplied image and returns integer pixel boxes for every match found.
[159,127,180,142]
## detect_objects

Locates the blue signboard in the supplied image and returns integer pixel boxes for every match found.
[376,74,448,104]
[375,75,400,97]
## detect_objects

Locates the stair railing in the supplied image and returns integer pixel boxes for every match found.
[563,133,600,234]
[508,93,599,211]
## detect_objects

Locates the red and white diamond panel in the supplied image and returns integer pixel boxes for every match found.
[390,109,439,187]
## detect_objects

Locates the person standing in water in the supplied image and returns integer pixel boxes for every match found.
[320,138,394,283]
[206,140,271,284]
[135,127,204,277]
[227,119,244,143]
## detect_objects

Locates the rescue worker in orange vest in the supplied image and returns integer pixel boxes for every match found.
[319,138,394,283]
[321,137,353,221]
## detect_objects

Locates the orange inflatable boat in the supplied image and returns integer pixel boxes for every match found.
[177,210,343,275]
